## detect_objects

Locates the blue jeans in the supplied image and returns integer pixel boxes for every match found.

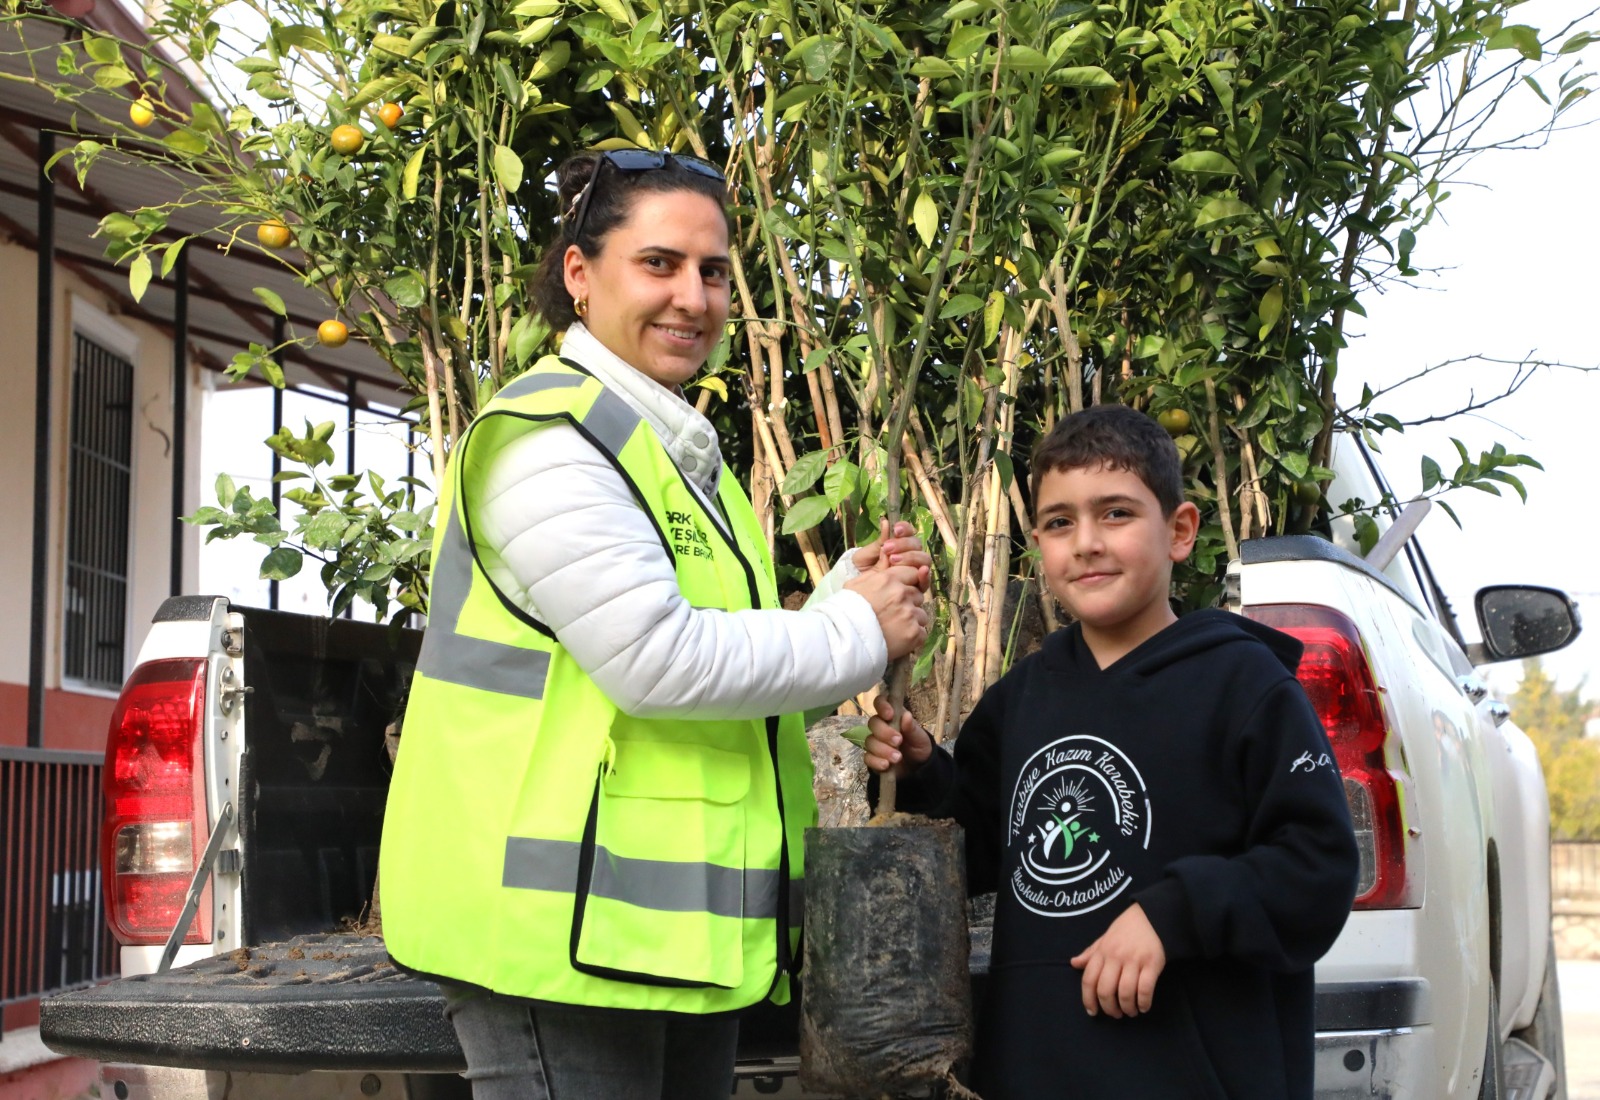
[444,986,740,1100]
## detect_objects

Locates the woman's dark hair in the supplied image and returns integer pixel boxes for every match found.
[529,151,732,329]
[1029,404,1185,517]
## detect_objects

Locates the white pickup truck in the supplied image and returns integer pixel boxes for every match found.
[41,433,1579,1100]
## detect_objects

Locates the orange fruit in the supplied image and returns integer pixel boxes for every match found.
[256,220,291,249]
[329,124,364,155]
[378,102,403,130]
[1157,407,1192,436]
[129,99,155,128]
[317,319,349,348]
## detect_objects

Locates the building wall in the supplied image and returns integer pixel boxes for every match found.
[0,240,202,750]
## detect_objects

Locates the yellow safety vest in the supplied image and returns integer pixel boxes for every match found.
[380,357,816,1012]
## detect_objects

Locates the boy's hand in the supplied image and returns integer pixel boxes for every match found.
[862,693,933,778]
[852,519,933,593]
[1070,903,1165,1019]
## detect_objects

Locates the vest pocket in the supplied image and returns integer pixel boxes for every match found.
[571,740,751,988]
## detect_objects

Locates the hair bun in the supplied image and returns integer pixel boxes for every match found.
[557,154,601,208]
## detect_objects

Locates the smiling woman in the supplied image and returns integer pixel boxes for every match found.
[376,149,934,1100]
[560,187,732,390]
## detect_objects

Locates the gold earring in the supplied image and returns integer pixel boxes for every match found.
[574,297,588,318]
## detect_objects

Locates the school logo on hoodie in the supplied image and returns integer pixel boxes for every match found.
[1008,735,1151,917]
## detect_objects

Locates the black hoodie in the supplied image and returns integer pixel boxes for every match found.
[896,609,1360,1100]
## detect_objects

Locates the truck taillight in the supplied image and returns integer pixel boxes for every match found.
[102,658,212,945]
[1247,604,1417,910]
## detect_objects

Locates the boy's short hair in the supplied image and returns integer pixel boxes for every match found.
[1029,404,1185,517]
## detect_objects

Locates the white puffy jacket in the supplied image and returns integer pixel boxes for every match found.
[470,323,887,721]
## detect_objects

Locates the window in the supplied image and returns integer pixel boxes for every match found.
[62,332,133,690]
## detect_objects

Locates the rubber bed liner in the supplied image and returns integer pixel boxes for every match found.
[38,927,943,1075]
[40,934,462,1074]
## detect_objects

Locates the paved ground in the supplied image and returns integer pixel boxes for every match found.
[1563,959,1600,1100]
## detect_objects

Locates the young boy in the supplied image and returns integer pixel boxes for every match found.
[864,404,1360,1100]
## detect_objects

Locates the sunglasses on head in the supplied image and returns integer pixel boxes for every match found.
[566,149,726,243]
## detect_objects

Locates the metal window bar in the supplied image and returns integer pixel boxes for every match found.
[64,334,133,690]
[0,747,119,1005]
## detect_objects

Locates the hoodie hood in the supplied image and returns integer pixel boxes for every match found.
[1051,608,1303,678]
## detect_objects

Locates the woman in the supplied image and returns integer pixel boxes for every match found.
[379,149,931,1100]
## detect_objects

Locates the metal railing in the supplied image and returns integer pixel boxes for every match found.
[1,747,118,1005]
[1552,840,1600,908]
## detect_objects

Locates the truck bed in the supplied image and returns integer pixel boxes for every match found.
[39,935,461,1075]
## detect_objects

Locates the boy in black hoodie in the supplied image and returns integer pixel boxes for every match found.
[863,405,1360,1100]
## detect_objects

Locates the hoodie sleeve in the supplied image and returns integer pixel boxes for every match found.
[1135,676,1360,972]
[874,683,1010,897]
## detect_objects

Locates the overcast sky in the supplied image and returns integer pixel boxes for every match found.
[1338,0,1600,701]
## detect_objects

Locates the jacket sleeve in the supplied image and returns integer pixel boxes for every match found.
[1135,677,1361,972]
[873,684,1009,896]
[467,422,888,721]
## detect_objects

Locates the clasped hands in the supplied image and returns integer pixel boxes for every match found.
[844,519,932,661]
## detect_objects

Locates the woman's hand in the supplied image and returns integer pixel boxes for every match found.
[853,519,933,593]
[861,692,934,777]
[844,564,929,660]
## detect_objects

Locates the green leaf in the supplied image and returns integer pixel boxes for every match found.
[128,253,152,302]
[1279,452,1309,479]
[947,26,989,60]
[940,293,986,319]
[593,0,635,25]
[260,547,303,581]
[983,290,1006,346]
[942,0,987,21]
[1560,30,1597,55]
[302,509,350,548]
[1171,151,1239,175]
[993,450,1014,493]
[161,239,186,278]
[802,347,832,373]
[531,40,571,82]
[1486,25,1541,61]
[1195,197,1251,226]
[402,145,426,200]
[82,34,122,66]
[91,65,136,89]
[781,495,833,535]
[384,271,426,308]
[912,191,938,248]
[493,144,524,193]
[910,56,961,79]
[1258,284,1283,337]
[823,460,858,506]
[162,128,210,156]
[1049,65,1117,88]
[215,472,238,509]
[1420,456,1442,491]
[253,287,287,316]
[608,100,648,143]
[1002,45,1050,73]
[782,450,829,495]
[99,212,140,241]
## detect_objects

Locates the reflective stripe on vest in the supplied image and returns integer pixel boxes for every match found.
[414,512,551,698]
[501,836,808,926]
[411,372,640,700]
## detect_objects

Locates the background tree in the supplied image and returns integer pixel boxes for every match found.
[1513,659,1600,838]
[4,0,1594,725]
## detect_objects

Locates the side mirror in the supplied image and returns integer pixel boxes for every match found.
[1473,585,1582,663]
